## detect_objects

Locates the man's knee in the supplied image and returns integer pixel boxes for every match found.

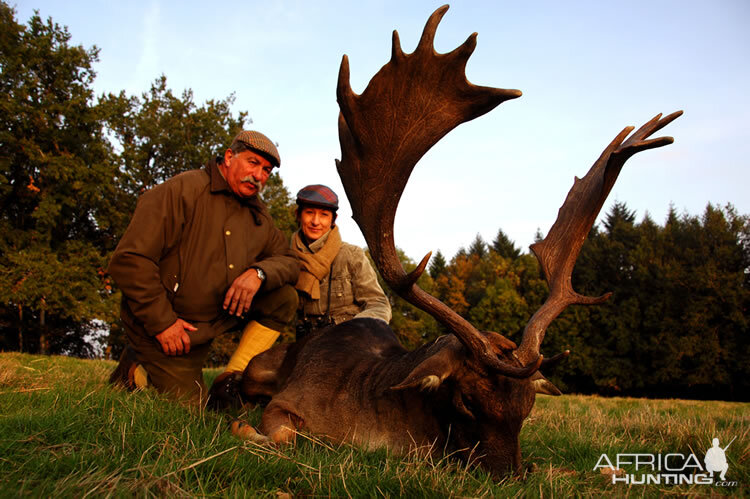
[273,284,299,318]
[253,284,299,330]
[117,334,211,402]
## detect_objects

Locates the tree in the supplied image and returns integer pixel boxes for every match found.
[567,202,750,399]
[491,228,521,259]
[99,74,296,246]
[0,4,297,358]
[468,234,487,258]
[99,75,247,220]
[603,201,636,233]
[0,4,118,355]
[468,253,529,335]
[428,250,447,278]
[262,173,297,239]
[428,202,749,400]
[367,249,440,349]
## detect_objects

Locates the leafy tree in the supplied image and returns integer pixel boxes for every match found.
[468,253,528,335]
[99,75,247,220]
[367,249,440,349]
[0,4,118,355]
[435,252,474,316]
[0,5,296,358]
[99,74,297,244]
[263,173,297,239]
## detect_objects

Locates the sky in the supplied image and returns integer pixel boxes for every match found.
[14,0,750,262]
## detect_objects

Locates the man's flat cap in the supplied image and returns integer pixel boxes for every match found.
[232,130,281,167]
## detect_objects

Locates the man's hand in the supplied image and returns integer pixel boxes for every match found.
[224,268,263,317]
[156,319,196,356]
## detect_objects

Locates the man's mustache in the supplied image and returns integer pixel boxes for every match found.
[240,176,264,195]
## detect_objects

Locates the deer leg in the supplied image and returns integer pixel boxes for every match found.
[260,401,303,444]
[230,420,270,444]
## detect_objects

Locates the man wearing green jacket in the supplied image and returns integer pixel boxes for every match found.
[108,130,299,402]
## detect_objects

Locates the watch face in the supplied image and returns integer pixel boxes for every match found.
[256,268,265,281]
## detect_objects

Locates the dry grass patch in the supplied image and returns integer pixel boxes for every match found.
[0,353,51,392]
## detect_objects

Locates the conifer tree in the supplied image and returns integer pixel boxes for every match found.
[491,228,521,259]
[428,250,447,278]
[468,234,487,258]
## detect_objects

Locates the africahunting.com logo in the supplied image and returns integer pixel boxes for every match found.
[593,437,738,487]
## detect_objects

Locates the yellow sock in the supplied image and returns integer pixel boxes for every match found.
[224,321,280,373]
[133,364,149,389]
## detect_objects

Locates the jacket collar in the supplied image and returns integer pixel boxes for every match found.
[207,156,232,194]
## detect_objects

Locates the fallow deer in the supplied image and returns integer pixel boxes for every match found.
[236,5,682,476]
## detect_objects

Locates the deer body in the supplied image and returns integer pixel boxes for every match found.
[244,318,534,474]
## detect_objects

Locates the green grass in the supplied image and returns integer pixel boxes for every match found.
[0,352,747,497]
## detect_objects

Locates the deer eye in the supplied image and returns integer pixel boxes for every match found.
[453,390,476,420]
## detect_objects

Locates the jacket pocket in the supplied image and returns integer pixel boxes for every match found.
[159,256,180,304]
[329,272,353,304]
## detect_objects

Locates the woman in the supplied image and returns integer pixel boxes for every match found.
[292,184,391,338]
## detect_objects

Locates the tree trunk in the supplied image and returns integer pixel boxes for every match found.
[17,304,23,353]
[39,304,47,355]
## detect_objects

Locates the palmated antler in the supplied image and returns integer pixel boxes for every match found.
[336,5,534,377]
[515,111,683,364]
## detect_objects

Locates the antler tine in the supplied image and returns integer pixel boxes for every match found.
[336,6,530,377]
[516,111,683,364]
[415,4,448,54]
[392,30,405,61]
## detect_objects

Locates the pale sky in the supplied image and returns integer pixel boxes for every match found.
[14,0,750,262]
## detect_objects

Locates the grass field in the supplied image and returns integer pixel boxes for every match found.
[0,352,747,497]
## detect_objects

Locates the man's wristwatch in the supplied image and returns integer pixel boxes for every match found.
[254,267,266,283]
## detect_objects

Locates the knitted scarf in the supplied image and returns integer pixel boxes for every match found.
[292,226,342,300]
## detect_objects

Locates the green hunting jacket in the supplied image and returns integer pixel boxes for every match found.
[296,230,391,325]
[109,158,300,344]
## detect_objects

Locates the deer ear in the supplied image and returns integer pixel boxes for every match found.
[530,371,563,396]
[390,338,462,392]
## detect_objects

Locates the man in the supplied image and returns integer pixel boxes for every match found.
[108,130,300,403]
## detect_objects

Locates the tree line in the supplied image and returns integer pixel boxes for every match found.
[377,202,749,401]
[1,4,747,400]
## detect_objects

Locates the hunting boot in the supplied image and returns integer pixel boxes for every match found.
[109,346,149,390]
[206,320,279,411]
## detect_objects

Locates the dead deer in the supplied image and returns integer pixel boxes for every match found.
[236,4,682,476]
